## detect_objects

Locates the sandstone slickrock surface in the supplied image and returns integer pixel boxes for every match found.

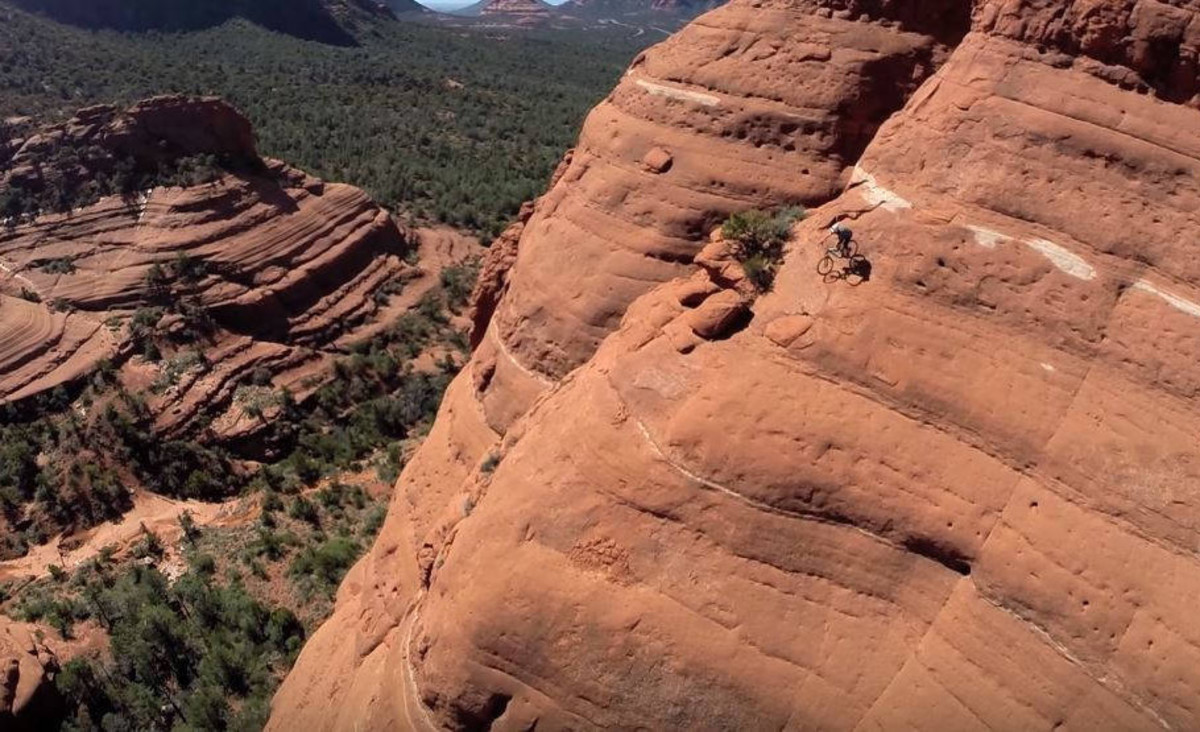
[272,0,1200,728]
[483,0,969,425]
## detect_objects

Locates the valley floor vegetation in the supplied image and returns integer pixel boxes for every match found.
[0,264,473,729]
[0,1,653,238]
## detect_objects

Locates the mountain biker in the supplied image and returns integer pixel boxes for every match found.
[827,218,853,258]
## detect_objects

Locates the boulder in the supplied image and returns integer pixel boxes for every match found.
[640,147,673,173]
[0,619,60,730]
[684,288,748,339]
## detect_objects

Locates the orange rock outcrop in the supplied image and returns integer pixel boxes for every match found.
[0,618,59,730]
[465,0,553,22]
[272,0,1200,728]
[0,97,415,438]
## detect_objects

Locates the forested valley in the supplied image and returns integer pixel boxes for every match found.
[0,1,654,237]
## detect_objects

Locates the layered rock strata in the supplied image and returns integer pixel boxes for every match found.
[0,97,415,419]
[272,0,1200,728]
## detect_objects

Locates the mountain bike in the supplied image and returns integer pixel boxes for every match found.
[817,239,868,285]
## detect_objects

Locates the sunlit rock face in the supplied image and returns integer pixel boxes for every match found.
[270,0,1200,728]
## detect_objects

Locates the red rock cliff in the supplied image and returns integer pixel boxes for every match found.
[270,0,1200,728]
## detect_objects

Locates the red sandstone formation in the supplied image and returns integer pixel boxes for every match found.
[272,0,1200,727]
[560,0,725,16]
[487,0,967,392]
[461,0,553,21]
[0,97,418,434]
[0,618,59,730]
[2,96,256,195]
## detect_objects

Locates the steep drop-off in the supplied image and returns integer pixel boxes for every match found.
[272,0,1200,728]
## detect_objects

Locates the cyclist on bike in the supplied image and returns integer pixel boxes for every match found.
[828,218,853,258]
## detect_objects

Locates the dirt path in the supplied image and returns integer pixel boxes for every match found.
[0,491,256,582]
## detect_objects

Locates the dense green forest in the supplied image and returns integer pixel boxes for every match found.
[15,477,387,731]
[0,2,652,236]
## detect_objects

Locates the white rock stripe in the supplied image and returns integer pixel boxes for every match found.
[1024,238,1096,280]
[635,79,720,107]
[850,165,913,212]
[1132,280,1200,319]
[966,224,1096,281]
[966,225,1008,249]
[490,322,554,387]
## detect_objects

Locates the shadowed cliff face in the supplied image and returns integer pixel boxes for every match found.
[270,0,1200,728]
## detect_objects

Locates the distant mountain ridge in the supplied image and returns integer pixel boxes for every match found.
[9,0,396,44]
[381,0,429,15]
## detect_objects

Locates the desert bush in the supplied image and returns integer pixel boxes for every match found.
[288,535,360,597]
[36,257,77,274]
[440,259,480,312]
[721,206,805,292]
[45,561,306,730]
[288,495,319,526]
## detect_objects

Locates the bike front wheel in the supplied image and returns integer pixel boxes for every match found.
[816,255,835,276]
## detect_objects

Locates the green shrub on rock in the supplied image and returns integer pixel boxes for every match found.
[721,206,805,292]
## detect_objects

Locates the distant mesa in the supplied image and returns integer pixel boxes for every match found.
[559,0,726,16]
[649,0,724,10]
[425,0,724,25]
[452,0,721,24]
[455,0,553,19]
